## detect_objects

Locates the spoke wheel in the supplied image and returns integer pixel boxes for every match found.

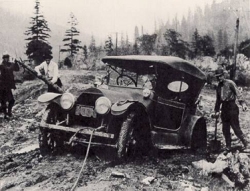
[117,112,137,160]
[39,129,57,155]
[39,105,65,156]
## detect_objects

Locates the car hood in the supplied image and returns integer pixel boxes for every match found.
[74,87,143,103]
[98,88,140,103]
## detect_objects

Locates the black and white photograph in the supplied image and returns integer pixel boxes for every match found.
[0,0,250,190]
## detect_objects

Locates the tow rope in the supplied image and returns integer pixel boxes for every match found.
[70,129,95,191]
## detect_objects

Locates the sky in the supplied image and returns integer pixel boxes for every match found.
[0,0,224,43]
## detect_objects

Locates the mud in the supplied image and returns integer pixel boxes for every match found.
[0,70,250,191]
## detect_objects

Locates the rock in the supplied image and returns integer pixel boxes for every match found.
[184,186,194,191]
[201,187,209,191]
[0,145,12,153]
[34,173,49,184]
[180,165,189,173]
[26,164,32,169]
[4,162,18,170]
[110,171,127,178]
[23,118,36,123]
[18,124,28,131]
[192,153,228,175]
[28,124,37,132]
[141,177,155,185]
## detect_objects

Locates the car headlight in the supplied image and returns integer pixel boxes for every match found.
[95,97,111,115]
[143,88,151,98]
[60,93,75,110]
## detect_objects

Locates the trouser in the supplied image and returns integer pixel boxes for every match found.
[0,88,15,116]
[221,101,247,147]
[48,78,62,93]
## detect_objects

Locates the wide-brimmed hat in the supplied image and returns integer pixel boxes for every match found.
[2,53,10,59]
[44,55,53,60]
[215,68,226,77]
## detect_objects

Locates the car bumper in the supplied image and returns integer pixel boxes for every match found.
[40,121,115,139]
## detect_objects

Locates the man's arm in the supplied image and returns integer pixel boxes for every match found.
[230,80,247,110]
[34,62,45,76]
[11,60,20,71]
[51,62,58,84]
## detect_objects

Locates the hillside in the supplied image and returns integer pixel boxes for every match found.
[0,7,92,63]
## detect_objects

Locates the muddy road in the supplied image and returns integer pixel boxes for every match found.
[0,70,250,191]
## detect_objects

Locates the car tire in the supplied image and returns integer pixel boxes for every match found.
[117,112,137,160]
[39,106,64,156]
[191,124,207,154]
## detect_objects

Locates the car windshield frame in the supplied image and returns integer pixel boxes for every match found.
[105,64,156,89]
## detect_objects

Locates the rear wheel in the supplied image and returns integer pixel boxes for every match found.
[191,121,207,154]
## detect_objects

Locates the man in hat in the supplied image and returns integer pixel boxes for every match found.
[35,55,62,93]
[214,68,249,151]
[0,53,20,119]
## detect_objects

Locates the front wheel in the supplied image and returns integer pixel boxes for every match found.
[117,112,137,160]
[38,105,64,155]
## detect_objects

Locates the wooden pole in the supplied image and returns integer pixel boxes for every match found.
[16,60,64,93]
[115,32,118,56]
[231,18,239,81]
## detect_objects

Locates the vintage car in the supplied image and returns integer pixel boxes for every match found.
[38,55,207,159]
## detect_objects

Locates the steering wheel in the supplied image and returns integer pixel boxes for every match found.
[116,75,137,87]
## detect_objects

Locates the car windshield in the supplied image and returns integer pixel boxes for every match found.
[103,65,156,89]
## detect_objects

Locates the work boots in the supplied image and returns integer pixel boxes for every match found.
[240,135,250,151]
[7,99,15,118]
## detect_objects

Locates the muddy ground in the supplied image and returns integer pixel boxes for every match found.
[0,70,250,191]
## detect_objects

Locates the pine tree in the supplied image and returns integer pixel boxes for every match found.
[124,33,131,55]
[132,42,139,55]
[25,0,52,64]
[163,29,188,58]
[180,16,188,41]
[134,26,139,43]
[89,35,96,53]
[83,45,88,60]
[200,35,216,56]
[120,33,125,54]
[89,35,97,57]
[61,13,82,57]
[191,29,202,58]
[217,29,223,52]
[137,34,157,55]
[223,30,228,48]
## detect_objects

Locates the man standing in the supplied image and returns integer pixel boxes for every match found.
[35,55,62,93]
[214,68,249,151]
[0,53,19,119]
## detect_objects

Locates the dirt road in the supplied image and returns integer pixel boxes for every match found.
[0,70,250,191]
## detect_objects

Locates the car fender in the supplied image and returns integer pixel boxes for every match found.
[38,93,62,103]
[180,115,206,147]
[111,100,135,116]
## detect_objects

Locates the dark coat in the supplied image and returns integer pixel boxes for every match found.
[0,60,20,90]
